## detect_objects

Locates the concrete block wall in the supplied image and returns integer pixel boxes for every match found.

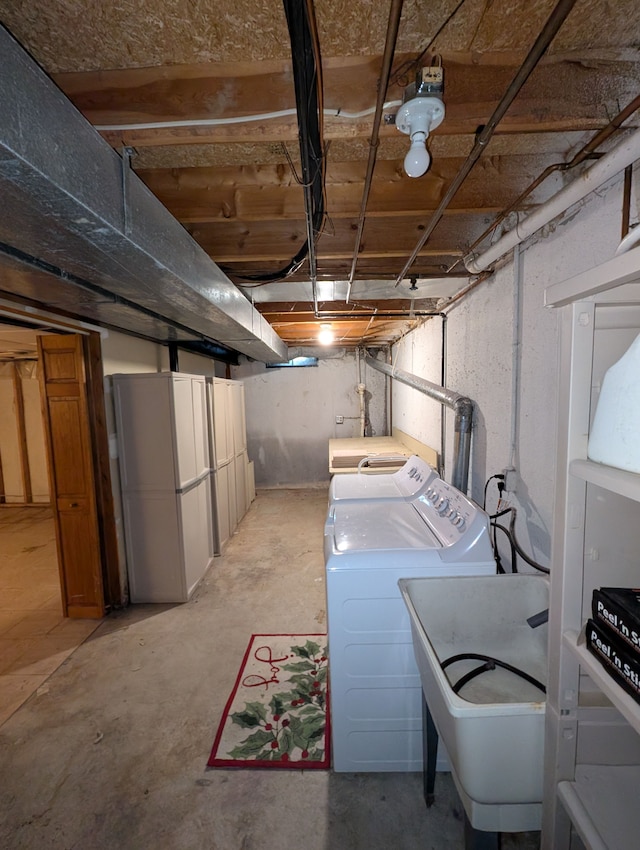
[391,173,635,571]
[234,350,387,487]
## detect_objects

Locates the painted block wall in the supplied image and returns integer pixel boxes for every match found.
[391,173,635,571]
[233,351,387,487]
[391,319,445,465]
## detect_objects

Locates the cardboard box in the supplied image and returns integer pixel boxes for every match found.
[592,587,640,656]
[586,618,640,705]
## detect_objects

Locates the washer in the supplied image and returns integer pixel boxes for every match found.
[324,476,496,772]
[328,454,437,506]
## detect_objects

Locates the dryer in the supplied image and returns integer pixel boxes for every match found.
[328,454,436,506]
[324,476,496,772]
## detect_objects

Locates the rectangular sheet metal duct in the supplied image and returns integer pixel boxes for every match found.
[0,26,287,363]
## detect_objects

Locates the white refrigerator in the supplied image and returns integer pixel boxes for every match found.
[113,372,214,603]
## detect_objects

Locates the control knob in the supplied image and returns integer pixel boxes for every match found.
[436,497,450,515]
[452,515,466,530]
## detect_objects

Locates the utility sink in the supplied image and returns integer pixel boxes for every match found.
[399,574,548,834]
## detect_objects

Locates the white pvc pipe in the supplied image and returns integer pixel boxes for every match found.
[95,101,402,132]
[464,125,640,274]
[509,244,522,475]
[357,382,366,437]
[615,222,640,255]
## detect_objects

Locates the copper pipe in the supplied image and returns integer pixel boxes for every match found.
[346,0,404,300]
[439,271,493,312]
[393,0,579,287]
[458,92,640,269]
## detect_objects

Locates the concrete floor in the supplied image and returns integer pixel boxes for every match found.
[0,489,540,849]
[0,507,100,725]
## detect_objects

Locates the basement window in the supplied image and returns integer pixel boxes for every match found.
[266,356,318,369]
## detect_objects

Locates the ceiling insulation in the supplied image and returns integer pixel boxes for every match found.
[0,0,639,348]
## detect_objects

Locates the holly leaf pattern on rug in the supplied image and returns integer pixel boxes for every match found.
[225,638,329,765]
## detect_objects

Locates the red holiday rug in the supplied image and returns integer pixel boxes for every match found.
[207,634,330,769]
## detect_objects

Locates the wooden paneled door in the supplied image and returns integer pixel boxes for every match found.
[37,332,118,618]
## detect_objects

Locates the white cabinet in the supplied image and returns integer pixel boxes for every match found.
[209,377,253,552]
[543,246,640,849]
[114,372,214,603]
[212,378,233,466]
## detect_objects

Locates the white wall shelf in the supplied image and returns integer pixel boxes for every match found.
[557,765,640,850]
[543,251,640,850]
[569,459,640,503]
[563,629,640,735]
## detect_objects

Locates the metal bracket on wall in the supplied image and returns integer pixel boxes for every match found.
[120,146,137,236]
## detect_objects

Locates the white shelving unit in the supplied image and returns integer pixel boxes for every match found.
[543,246,640,849]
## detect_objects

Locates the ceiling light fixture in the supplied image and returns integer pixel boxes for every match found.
[396,66,445,179]
[318,323,334,345]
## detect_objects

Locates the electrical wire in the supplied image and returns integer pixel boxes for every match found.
[94,102,402,132]
[233,0,326,284]
[441,653,546,695]
[490,520,518,573]
[490,506,550,574]
[482,473,504,510]
[389,0,468,87]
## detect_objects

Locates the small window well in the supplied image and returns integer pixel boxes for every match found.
[266,356,318,369]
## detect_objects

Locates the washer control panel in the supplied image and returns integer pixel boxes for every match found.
[416,478,484,546]
[395,456,437,497]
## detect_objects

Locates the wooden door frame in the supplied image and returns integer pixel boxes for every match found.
[0,305,121,613]
[82,332,121,609]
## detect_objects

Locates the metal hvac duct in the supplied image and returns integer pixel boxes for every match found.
[0,25,287,363]
[364,353,473,492]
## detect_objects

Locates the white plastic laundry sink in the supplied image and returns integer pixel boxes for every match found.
[399,574,548,833]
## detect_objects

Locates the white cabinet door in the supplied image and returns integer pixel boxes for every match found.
[227,456,238,534]
[231,381,247,455]
[122,492,183,602]
[114,376,174,492]
[172,376,199,488]
[191,377,209,475]
[215,463,231,550]
[235,450,248,521]
[179,480,212,598]
[213,379,232,465]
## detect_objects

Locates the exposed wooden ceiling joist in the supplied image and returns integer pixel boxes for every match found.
[0,0,639,350]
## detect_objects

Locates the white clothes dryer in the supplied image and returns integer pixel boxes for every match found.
[328,454,436,506]
[324,477,496,772]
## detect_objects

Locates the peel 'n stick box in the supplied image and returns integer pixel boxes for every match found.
[592,587,640,656]
[586,618,640,705]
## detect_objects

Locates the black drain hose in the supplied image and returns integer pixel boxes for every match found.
[441,652,546,695]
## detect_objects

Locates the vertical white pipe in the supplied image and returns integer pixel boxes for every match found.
[509,244,522,473]
[357,383,366,437]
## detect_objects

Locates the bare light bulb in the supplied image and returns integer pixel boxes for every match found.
[404,131,430,178]
[318,324,334,345]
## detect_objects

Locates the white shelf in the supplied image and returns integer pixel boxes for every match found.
[544,245,640,307]
[564,629,640,736]
[558,765,640,850]
[570,458,640,503]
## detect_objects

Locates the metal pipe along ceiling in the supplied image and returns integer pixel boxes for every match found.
[346,0,405,300]
[462,94,640,267]
[393,0,579,287]
[364,353,473,493]
[466,123,640,273]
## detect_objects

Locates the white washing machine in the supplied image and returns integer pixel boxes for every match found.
[324,477,496,772]
[328,454,436,506]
